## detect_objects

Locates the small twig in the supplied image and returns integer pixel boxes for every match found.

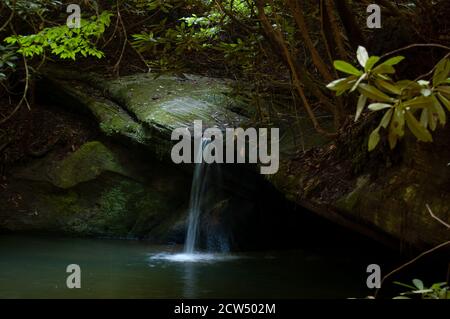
[0,25,31,124]
[112,1,128,76]
[35,50,47,71]
[0,0,15,33]
[376,0,405,17]
[381,43,450,59]
[0,54,30,124]
[426,204,450,229]
[319,0,337,78]
[101,11,120,49]
[0,80,15,95]
[414,52,450,82]
[375,241,450,298]
[255,0,337,137]
[128,10,161,30]
[127,39,150,72]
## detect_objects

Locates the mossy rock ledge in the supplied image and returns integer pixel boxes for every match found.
[269,126,450,251]
[1,70,252,241]
[39,68,248,158]
[0,141,190,240]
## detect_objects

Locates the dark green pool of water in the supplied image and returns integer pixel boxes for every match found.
[0,234,377,298]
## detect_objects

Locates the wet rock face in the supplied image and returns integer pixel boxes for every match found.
[0,141,191,240]
[271,123,450,251]
[335,127,450,250]
[103,74,247,133]
[39,70,248,159]
[0,139,300,250]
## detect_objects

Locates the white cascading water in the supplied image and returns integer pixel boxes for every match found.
[184,138,211,254]
[150,137,232,262]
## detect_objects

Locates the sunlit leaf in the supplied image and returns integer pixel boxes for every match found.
[368,103,393,111]
[350,73,367,92]
[357,46,369,68]
[326,77,356,92]
[380,108,393,129]
[355,94,367,122]
[365,56,380,72]
[418,80,431,86]
[413,279,425,291]
[334,60,363,76]
[382,56,405,66]
[372,64,396,75]
[420,88,432,97]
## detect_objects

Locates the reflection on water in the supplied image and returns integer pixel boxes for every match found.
[149,252,238,263]
[0,234,374,299]
[149,252,240,298]
[183,263,196,298]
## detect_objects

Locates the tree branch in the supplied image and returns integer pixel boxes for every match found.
[256,0,337,136]
[286,0,333,82]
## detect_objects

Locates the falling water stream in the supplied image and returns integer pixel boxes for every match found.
[151,137,227,262]
[184,138,211,254]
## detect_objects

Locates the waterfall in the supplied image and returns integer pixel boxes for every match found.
[184,138,211,254]
[150,138,231,262]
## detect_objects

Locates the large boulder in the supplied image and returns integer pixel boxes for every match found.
[0,141,190,240]
[39,69,247,158]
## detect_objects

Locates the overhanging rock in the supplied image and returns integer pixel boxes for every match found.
[39,68,248,157]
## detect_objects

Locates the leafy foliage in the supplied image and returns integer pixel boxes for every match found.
[3,0,63,18]
[327,46,450,151]
[4,11,112,60]
[130,0,260,74]
[394,279,450,299]
[0,44,19,81]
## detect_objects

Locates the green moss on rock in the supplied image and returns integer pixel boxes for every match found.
[4,140,190,239]
[100,74,247,134]
[51,141,129,189]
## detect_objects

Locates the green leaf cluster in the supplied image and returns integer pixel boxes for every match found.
[3,11,112,60]
[327,46,450,151]
[394,279,450,299]
[130,0,259,73]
